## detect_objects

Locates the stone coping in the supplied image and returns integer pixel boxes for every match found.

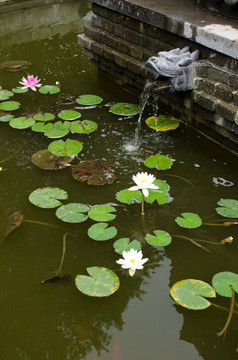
[92,0,238,60]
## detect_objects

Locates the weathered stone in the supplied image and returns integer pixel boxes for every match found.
[194,91,217,112]
[214,83,233,102]
[216,100,237,122]
[194,77,215,94]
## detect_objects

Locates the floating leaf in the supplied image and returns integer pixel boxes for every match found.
[31,149,74,170]
[110,102,139,116]
[39,85,60,94]
[145,230,172,247]
[212,271,238,297]
[45,127,69,138]
[144,154,173,170]
[113,238,141,254]
[88,222,117,241]
[0,209,24,242]
[75,267,120,297]
[88,205,116,222]
[33,112,55,122]
[116,189,142,204]
[144,179,170,205]
[29,187,68,208]
[175,212,202,229]
[41,274,72,284]
[0,114,14,122]
[56,203,89,223]
[58,110,81,120]
[170,279,216,310]
[0,101,20,111]
[54,121,71,130]
[12,86,28,93]
[31,122,54,133]
[72,159,116,185]
[0,90,14,101]
[9,116,35,129]
[48,139,83,157]
[216,199,238,218]
[146,115,180,131]
[76,94,103,106]
[0,60,31,72]
[70,120,98,134]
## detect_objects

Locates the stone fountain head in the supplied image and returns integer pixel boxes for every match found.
[145,46,200,92]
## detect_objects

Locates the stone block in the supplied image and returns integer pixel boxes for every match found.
[208,66,230,84]
[216,100,238,122]
[130,45,144,60]
[194,91,217,112]
[194,77,215,94]
[233,91,238,107]
[214,83,233,102]
[125,28,140,44]
[229,73,238,89]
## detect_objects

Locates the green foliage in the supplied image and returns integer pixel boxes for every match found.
[33,112,55,122]
[9,116,35,129]
[48,139,83,157]
[0,90,14,101]
[29,187,68,208]
[88,205,116,222]
[76,94,103,105]
[144,154,173,170]
[58,110,81,120]
[70,120,98,134]
[175,212,202,229]
[216,199,238,218]
[12,86,28,93]
[113,238,141,254]
[31,122,54,133]
[110,102,139,116]
[0,101,20,111]
[145,230,172,247]
[212,271,238,297]
[39,85,60,94]
[0,114,14,122]
[88,223,117,241]
[116,189,142,204]
[56,203,89,223]
[145,115,179,131]
[31,149,74,170]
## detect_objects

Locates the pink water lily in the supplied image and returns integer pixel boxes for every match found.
[19,75,42,91]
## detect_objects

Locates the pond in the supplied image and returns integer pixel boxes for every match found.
[0,1,238,359]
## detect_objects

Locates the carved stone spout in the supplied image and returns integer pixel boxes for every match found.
[145,46,200,92]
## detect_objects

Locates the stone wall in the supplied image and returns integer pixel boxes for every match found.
[78,0,238,153]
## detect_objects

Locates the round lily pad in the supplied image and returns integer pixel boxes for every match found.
[175,212,202,229]
[53,121,71,130]
[58,110,81,121]
[31,149,74,170]
[31,122,54,133]
[110,102,139,116]
[0,90,14,101]
[75,267,120,297]
[39,85,60,94]
[145,230,172,247]
[56,203,89,223]
[170,279,216,310]
[33,112,55,122]
[48,139,83,157]
[76,94,103,106]
[45,128,69,138]
[9,116,35,129]
[0,101,20,111]
[88,205,116,222]
[215,199,238,218]
[146,115,180,131]
[0,114,14,122]
[113,238,141,254]
[144,179,170,205]
[70,120,98,134]
[212,271,238,297]
[144,154,173,170]
[116,189,142,204]
[88,222,117,241]
[29,187,68,208]
[12,86,28,93]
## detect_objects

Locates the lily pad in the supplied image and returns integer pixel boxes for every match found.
[75,267,120,297]
[12,86,28,93]
[31,122,54,133]
[53,121,71,130]
[146,115,180,131]
[39,85,60,94]
[0,114,14,122]
[144,154,173,170]
[76,94,103,106]
[212,271,238,297]
[31,149,74,170]
[0,209,24,243]
[9,116,35,129]
[29,187,68,208]
[144,179,170,205]
[70,120,98,134]
[113,238,141,254]
[0,90,14,101]
[116,189,142,204]
[58,110,81,121]
[56,203,89,223]
[0,60,31,72]
[72,159,116,185]
[88,205,116,222]
[110,102,139,116]
[88,222,117,241]
[170,279,216,310]
[0,101,20,111]
[48,139,83,157]
[215,199,238,218]
[45,128,69,138]
[175,212,202,229]
[33,112,55,122]
[145,230,172,247]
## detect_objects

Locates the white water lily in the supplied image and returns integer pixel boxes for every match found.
[116,249,149,277]
[129,171,159,197]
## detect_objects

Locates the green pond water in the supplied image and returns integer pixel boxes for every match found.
[0,1,238,359]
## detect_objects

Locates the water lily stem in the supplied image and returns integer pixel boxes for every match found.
[141,193,145,215]
[162,173,194,187]
[203,222,238,227]
[217,289,235,338]
[24,219,64,229]
[173,235,211,252]
[56,233,70,275]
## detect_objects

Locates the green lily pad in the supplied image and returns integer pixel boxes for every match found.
[58,110,81,121]
[88,205,116,222]
[0,114,14,122]
[75,267,120,297]
[76,94,103,106]
[144,179,170,205]
[56,203,89,223]
[29,187,68,208]
[144,154,173,170]
[31,122,54,133]
[116,189,142,204]
[70,120,98,134]
[53,121,71,130]
[33,112,55,122]
[31,149,74,170]
[72,159,116,185]
[216,199,238,218]
[113,238,141,254]
[12,86,28,93]
[45,128,69,138]
[170,279,216,310]
[212,271,238,297]
[48,139,83,157]
[39,85,60,95]
[88,222,117,241]
[0,90,14,101]
[0,101,20,111]
[146,115,180,131]
[110,102,139,116]
[9,117,35,129]
[175,212,202,229]
[145,230,172,247]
